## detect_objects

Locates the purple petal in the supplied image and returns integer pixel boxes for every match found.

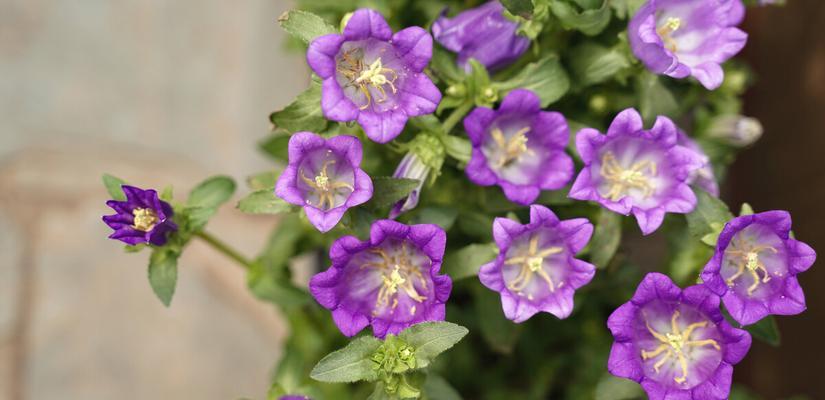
[321,78,360,122]
[357,109,409,143]
[307,34,345,78]
[391,27,433,72]
[343,9,393,41]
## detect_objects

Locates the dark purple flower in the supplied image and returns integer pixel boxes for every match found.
[464,89,574,205]
[676,130,719,196]
[607,273,751,400]
[569,108,704,235]
[389,152,429,219]
[628,0,747,90]
[309,220,452,338]
[103,185,177,246]
[432,1,530,72]
[479,205,595,322]
[700,211,816,326]
[306,9,441,143]
[275,132,373,233]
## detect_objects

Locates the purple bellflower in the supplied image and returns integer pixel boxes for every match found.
[479,205,595,322]
[700,211,816,326]
[309,220,452,338]
[628,0,748,90]
[569,108,704,235]
[432,1,530,72]
[389,152,429,219]
[608,273,751,400]
[307,9,442,143]
[103,185,178,246]
[275,132,373,233]
[464,89,574,205]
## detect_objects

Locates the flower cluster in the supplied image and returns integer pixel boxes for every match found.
[100,2,817,399]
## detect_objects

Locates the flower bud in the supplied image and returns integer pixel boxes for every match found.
[706,115,763,147]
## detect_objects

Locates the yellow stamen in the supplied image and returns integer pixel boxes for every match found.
[641,311,720,385]
[132,208,159,232]
[364,244,428,315]
[490,127,534,168]
[724,239,777,295]
[299,159,354,211]
[505,235,563,294]
[657,17,682,53]
[599,151,657,201]
[337,49,399,110]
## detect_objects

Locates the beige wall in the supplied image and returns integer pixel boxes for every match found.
[0,1,308,399]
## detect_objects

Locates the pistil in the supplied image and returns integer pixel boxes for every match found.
[641,311,720,384]
[657,17,682,53]
[490,126,533,168]
[505,235,563,298]
[300,159,355,210]
[724,240,778,295]
[363,243,428,315]
[600,151,657,201]
[337,49,399,110]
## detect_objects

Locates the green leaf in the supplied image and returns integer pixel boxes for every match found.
[310,336,383,383]
[442,243,497,280]
[270,81,327,133]
[457,210,494,241]
[102,173,127,201]
[278,10,337,44]
[249,214,309,308]
[246,170,282,191]
[685,188,734,244]
[260,131,291,162]
[369,177,421,209]
[610,0,647,19]
[367,383,393,400]
[187,175,236,209]
[594,374,644,400]
[668,227,714,286]
[398,321,469,369]
[472,284,522,354]
[412,206,459,231]
[549,0,611,36]
[148,248,179,307]
[637,72,678,122]
[493,55,570,107]
[745,316,781,347]
[441,135,471,163]
[501,0,534,18]
[430,47,464,84]
[423,373,463,400]
[570,42,631,87]
[185,176,236,229]
[159,185,174,202]
[589,209,622,268]
[237,190,293,215]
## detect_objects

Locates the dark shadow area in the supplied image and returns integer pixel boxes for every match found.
[733,1,825,397]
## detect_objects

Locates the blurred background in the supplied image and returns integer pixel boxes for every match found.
[0,1,822,399]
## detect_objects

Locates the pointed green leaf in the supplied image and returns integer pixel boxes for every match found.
[278,10,337,44]
[260,130,291,162]
[270,81,327,133]
[745,315,781,347]
[310,336,383,383]
[570,42,631,86]
[549,0,611,36]
[148,248,179,307]
[187,175,236,209]
[102,173,127,201]
[473,284,522,354]
[423,373,463,400]
[398,321,469,369]
[493,55,570,107]
[589,209,622,268]
[368,177,421,209]
[237,190,293,215]
[246,170,282,191]
[637,72,678,122]
[442,243,498,280]
[685,188,734,244]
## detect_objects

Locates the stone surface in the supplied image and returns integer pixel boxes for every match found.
[0,0,307,399]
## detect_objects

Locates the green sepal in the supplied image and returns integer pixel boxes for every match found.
[368,177,421,209]
[102,173,127,201]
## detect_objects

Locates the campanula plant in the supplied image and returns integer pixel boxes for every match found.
[100,1,813,399]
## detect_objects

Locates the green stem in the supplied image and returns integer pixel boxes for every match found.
[194,230,255,270]
[442,101,474,134]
